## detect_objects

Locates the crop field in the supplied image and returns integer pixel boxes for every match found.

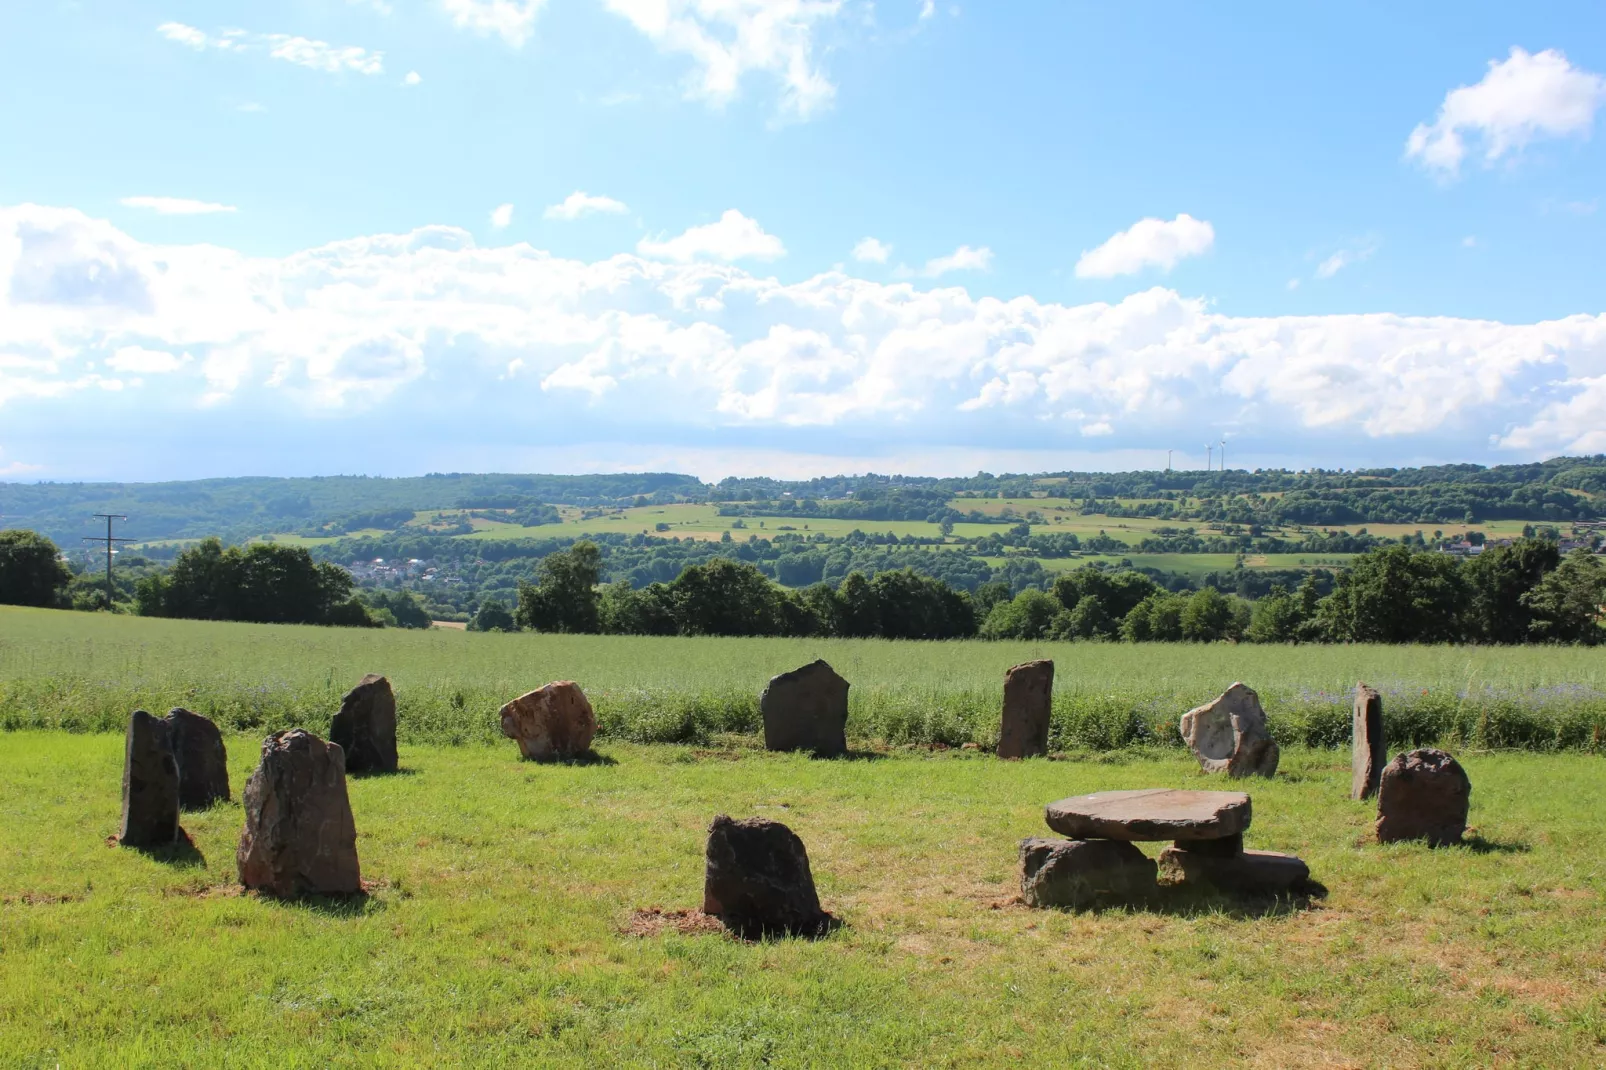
[3,734,1605,1065]
[3,608,1603,754]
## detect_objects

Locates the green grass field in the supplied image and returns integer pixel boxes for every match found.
[2,734,1603,1066]
[3,608,1603,753]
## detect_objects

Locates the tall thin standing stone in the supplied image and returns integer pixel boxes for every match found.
[1352,683,1384,801]
[120,710,180,847]
[997,660,1053,759]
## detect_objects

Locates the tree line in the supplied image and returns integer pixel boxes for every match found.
[5,527,1602,646]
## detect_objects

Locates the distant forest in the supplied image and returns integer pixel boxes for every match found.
[3,456,1604,545]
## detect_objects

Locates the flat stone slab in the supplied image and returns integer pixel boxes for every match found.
[1158,846,1310,894]
[1045,788,1251,842]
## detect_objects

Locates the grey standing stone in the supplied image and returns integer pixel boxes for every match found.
[330,673,399,774]
[997,660,1053,759]
[1019,837,1158,909]
[1180,682,1280,778]
[703,815,831,937]
[120,710,180,847]
[760,660,849,756]
[1158,846,1310,893]
[1352,683,1384,801]
[237,729,362,897]
[1376,748,1471,847]
[164,708,230,810]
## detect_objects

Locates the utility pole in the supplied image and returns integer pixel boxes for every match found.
[83,514,133,611]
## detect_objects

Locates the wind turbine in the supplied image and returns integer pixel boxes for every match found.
[1166,449,1173,472]
[1219,439,1227,472]
[1206,443,1213,471]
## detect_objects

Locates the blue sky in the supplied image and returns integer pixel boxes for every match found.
[2,1,1604,481]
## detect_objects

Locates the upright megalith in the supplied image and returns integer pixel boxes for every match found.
[500,681,597,761]
[237,730,362,897]
[760,660,849,756]
[997,660,1053,759]
[120,710,180,847]
[330,673,399,774]
[1376,748,1470,847]
[164,708,230,810]
[1351,683,1385,801]
[703,815,831,937]
[1180,682,1279,778]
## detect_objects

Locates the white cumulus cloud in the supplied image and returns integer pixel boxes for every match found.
[917,244,991,277]
[404,70,422,86]
[601,0,844,121]
[265,34,384,74]
[4,203,1606,467]
[120,196,238,216]
[105,347,190,374]
[1075,214,1214,278]
[490,203,514,229]
[637,209,785,262]
[851,237,891,263]
[544,191,629,220]
[157,23,383,75]
[1407,47,1606,177]
[440,0,547,47]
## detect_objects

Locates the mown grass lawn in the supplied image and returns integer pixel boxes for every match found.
[3,733,1603,1067]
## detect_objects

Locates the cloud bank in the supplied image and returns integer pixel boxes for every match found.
[3,204,1605,478]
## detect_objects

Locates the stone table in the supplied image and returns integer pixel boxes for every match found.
[1045,788,1252,842]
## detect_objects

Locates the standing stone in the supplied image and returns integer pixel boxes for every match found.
[997,660,1053,759]
[120,710,180,847]
[1352,683,1385,801]
[703,815,830,937]
[237,730,362,897]
[760,660,849,757]
[164,707,230,810]
[1376,748,1471,847]
[499,681,597,761]
[1180,682,1279,778]
[330,673,399,774]
[1019,837,1158,909]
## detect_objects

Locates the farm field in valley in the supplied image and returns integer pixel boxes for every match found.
[3,608,1603,752]
[244,501,1542,554]
[2,734,1603,1065]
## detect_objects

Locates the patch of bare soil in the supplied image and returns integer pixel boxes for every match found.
[623,907,726,937]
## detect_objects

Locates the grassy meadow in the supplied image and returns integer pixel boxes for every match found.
[2,607,1603,753]
[2,734,1604,1066]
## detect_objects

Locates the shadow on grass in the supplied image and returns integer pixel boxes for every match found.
[1075,880,1330,920]
[268,890,382,918]
[126,828,206,869]
[523,750,619,767]
[1463,835,1531,855]
[818,749,888,762]
[348,766,420,780]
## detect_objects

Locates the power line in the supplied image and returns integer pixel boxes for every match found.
[83,514,134,611]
